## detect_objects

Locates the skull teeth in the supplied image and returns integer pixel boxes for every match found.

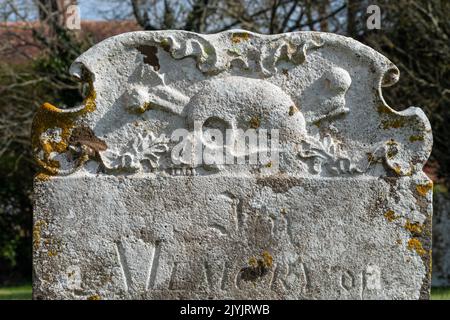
[169,167,197,176]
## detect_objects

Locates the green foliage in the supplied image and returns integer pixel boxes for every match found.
[0,152,33,284]
[0,23,91,286]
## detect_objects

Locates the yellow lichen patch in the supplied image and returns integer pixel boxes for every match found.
[203,46,215,56]
[377,104,392,114]
[249,116,260,129]
[136,101,153,114]
[31,81,96,175]
[386,149,397,159]
[248,251,273,269]
[288,105,299,116]
[391,163,414,176]
[160,38,171,52]
[428,251,433,277]
[404,220,423,234]
[416,182,433,196]
[31,106,73,174]
[83,79,97,113]
[392,163,403,175]
[382,118,406,129]
[265,161,272,168]
[384,210,399,222]
[248,256,258,268]
[407,238,427,256]
[385,139,398,159]
[409,135,424,142]
[231,32,251,44]
[87,295,101,300]
[32,103,73,152]
[35,173,52,181]
[41,237,63,258]
[261,251,273,268]
[42,102,63,113]
[241,251,273,281]
[33,220,47,249]
[312,119,322,127]
[48,250,58,257]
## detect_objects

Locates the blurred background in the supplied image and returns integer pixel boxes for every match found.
[0,0,449,299]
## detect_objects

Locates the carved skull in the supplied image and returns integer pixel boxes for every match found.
[176,76,307,171]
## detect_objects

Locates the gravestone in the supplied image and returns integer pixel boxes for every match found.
[32,30,433,300]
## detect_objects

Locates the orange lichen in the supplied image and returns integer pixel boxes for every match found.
[83,79,97,113]
[289,105,299,116]
[135,101,153,114]
[35,173,52,181]
[382,118,406,129]
[377,104,391,114]
[248,257,258,268]
[31,80,97,175]
[392,164,403,175]
[241,251,273,282]
[42,102,63,113]
[249,116,260,129]
[392,163,413,176]
[33,220,47,249]
[160,38,171,52]
[248,251,273,269]
[262,251,273,268]
[407,238,427,256]
[416,182,433,196]
[385,139,398,159]
[313,119,322,127]
[384,210,399,222]
[231,32,251,44]
[48,250,58,257]
[409,135,424,142]
[404,220,423,234]
[31,105,74,175]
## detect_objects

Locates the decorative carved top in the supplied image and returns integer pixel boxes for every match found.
[31,30,432,178]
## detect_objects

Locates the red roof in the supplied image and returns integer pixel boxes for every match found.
[1,20,142,64]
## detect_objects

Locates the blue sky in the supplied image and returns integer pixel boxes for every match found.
[3,0,131,21]
[78,0,132,20]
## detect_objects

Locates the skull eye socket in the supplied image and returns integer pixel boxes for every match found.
[203,117,230,129]
[202,117,231,139]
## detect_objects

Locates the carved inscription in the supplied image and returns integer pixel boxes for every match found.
[115,238,161,292]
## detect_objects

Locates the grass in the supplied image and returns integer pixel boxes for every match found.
[431,287,450,300]
[0,284,32,300]
[0,284,448,300]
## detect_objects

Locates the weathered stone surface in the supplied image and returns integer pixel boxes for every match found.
[32,30,433,300]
